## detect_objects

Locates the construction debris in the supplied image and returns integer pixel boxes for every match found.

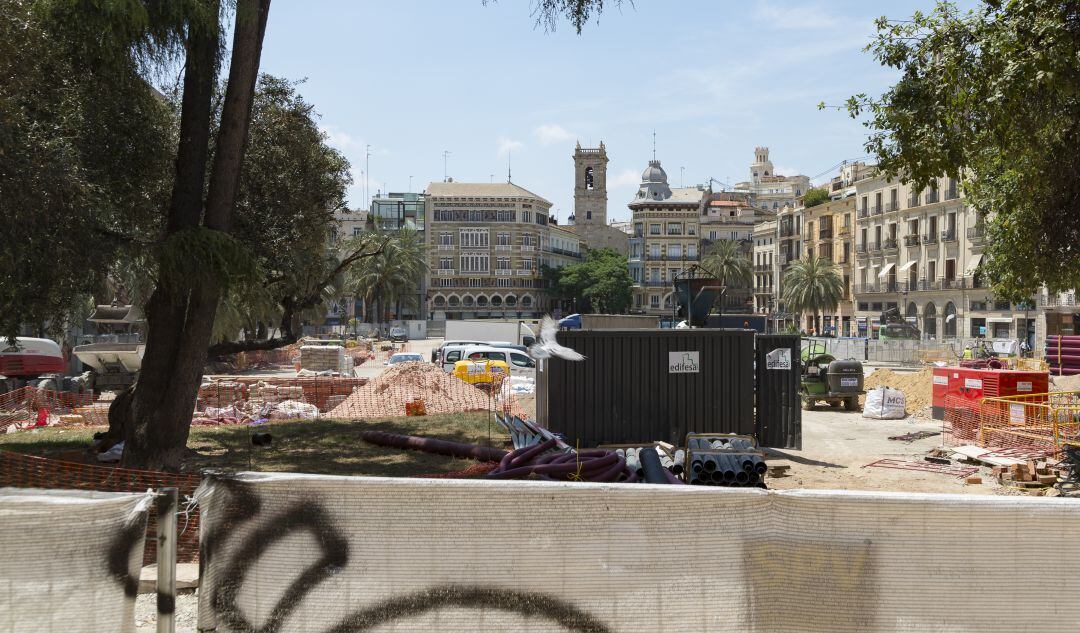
[888,430,940,442]
[327,362,491,418]
[300,344,353,374]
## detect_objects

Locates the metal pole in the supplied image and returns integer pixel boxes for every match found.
[156,487,178,633]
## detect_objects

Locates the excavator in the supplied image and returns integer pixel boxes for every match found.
[878,307,921,341]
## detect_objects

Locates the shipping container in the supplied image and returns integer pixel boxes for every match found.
[537,329,755,447]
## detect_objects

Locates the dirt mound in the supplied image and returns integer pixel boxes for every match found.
[864,368,933,415]
[1051,372,1080,392]
[328,362,492,418]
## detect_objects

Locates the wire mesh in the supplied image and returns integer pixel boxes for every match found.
[942,390,1080,456]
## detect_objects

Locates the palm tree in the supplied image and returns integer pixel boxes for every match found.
[348,229,427,327]
[781,255,844,335]
[700,239,752,315]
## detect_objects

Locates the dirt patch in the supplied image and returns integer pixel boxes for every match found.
[863,368,933,416]
[1051,372,1080,392]
[328,362,492,418]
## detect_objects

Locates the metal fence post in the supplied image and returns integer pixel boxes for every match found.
[156,487,178,633]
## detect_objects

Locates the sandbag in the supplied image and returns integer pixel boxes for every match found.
[862,386,906,419]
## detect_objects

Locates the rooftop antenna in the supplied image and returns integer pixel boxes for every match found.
[443,150,451,181]
[408,175,413,192]
[680,166,685,188]
[652,130,656,161]
[490,174,494,183]
[365,144,372,208]
[507,149,512,183]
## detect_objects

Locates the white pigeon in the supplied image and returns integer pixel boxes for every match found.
[529,315,585,361]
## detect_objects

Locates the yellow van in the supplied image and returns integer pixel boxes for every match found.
[452,359,510,386]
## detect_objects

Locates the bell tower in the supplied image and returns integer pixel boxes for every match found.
[573,141,608,225]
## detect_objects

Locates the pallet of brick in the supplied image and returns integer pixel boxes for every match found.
[249,382,304,403]
[300,345,346,372]
[198,381,246,408]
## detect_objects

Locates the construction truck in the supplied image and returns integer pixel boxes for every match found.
[877,307,921,341]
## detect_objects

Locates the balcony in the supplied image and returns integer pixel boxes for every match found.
[881,281,900,293]
[642,281,670,288]
[521,245,536,252]
[754,264,771,272]
[436,268,456,275]
[779,225,796,238]
[838,226,852,238]
[967,225,986,242]
[869,241,882,253]
[857,208,869,219]
[940,278,962,290]
[908,195,920,208]
[516,269,533,276]
[437,244,455,251]
[856,243,868,254]
[871,205,883,216]
[926,191,940,204]
[923,233,938,245]
[495,269,512,276]
[945,183,959,200]
[940,229,957,242]
[494,244,512,251]
[819,228,833,239]
[904,234,921,247]
[885,202,897,212]
[883,238,898,251]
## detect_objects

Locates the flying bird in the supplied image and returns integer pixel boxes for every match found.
[529,316,585,361]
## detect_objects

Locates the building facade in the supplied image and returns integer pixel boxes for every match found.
[734,147,811,211]
[850,174,1036,343]
[752,218,778,316]
[566,142,630,255]
[627,159,703,315]
[424,181,551,320]
[370,192,425,231]
[799,197,856,335]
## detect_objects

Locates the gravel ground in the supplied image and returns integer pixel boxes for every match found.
[135,592,199,633]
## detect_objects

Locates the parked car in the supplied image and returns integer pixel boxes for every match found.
[388,326,409,343]
[385,352,424,366]
[440,345,535,374]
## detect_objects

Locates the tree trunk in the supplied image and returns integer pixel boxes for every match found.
[121,0,271,471]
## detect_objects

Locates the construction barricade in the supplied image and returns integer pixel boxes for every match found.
[196,473,1080,632]
[0,385,105,432]
[0,487,154,632]
[943,390,1080,456]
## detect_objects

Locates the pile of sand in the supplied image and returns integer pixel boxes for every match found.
[1051,373,1080,392]
[864,368,933,414]
[327,362,491,418]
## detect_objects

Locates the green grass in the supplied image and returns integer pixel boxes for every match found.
[0,412,511,477]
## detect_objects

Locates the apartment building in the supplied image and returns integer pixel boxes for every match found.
[850,173,1036,342]
[627,159,703,315]
[752,218,778,315]
[826,161,876,200]
[800,197,857,335]
[699,191,763,244]
[546,223,583,269]
[331,207,368,242]
[425,181,551,319]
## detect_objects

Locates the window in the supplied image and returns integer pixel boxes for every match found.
[861,196,868,213]
[890,189,898,210]
[521,210,532,223]
[650,244,660,258]
[521,259,533,271]
[688,244,697,258]
[439,258,453,270]
[650,268,660,282]
[460,254,489,272]
[667,222,683,235]
[928,260,937,280]
[496,257,510,270]
[510,352,534,368]
[522,234,534,247]
[497,232,511,246]
[650,295,660,308]
[353,227,363,237]
[459,229,489,248]
[844,213,851,228]
[439,232,453,246]
[945,259,955,280]
[585,167,594,190]
[649,224,661,235]
[668,245,682,258]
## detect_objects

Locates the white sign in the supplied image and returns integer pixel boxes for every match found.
[1017,381,1033,392]
[841,377,859,387]
[1009,403,1026,424]
[933,375,949,386]
[668,351,700,374]
[765,348,792,370]
[964,378,983,390]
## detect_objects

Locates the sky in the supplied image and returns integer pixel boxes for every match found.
[257,1,974,223]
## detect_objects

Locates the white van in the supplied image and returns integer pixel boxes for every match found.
[441,345,535,374]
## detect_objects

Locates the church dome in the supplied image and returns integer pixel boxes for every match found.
[641,160,668,184]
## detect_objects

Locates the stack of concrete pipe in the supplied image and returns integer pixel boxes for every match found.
[614,447,685,484]
[685,437,768,488]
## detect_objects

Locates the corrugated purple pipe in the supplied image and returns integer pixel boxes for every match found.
[360,430,507,463]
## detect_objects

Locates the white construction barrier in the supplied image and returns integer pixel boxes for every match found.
[0,488,152,632]
[197,473,1080,632]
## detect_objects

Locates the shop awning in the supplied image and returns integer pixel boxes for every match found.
[987,317,1013,324]
[898,261,918,273]
[877,262,895,279]
[964,253,983,276]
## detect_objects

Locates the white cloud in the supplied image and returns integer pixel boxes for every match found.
[533,123,576,146]
[608,168,641,189]
[497,136,524,157]
[754,2,839,30]
[772,164,803,177]
[320,124,355,151]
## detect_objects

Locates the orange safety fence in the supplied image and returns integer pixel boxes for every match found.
[943,391,1080,457]
[0,450,201,564]
[1,387,106,432]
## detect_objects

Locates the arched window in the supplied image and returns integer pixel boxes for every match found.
[505,295,517,307]
[448,295,460,307]
[906,302,917,319]
[923,302,937,339]
[944,302,957,338]
[585,166,594,190]
[586,211,592,220]
[491,295,503,307]
[476,295,488,307]
[433,296,446,308]
[521,296,533,308]
[463,295,475,307]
